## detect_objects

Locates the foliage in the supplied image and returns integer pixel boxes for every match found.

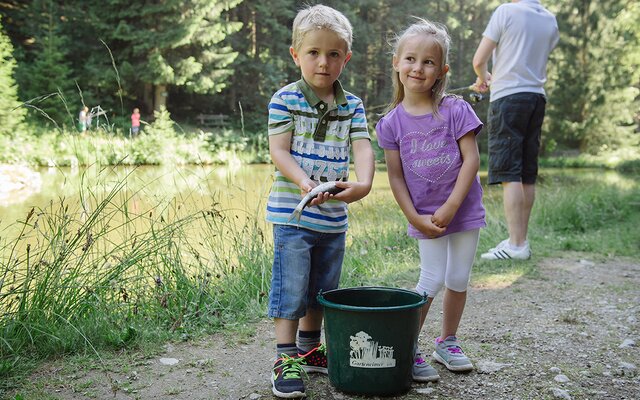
[85,0,243,112]
[0,0,638,158]
[1,165,639,394]
[0,17,25,137]
[545,0,640,153]
[0,170,272,389]
[14,0,74,127]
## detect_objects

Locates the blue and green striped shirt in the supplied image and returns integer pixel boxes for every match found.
[266,79,370,232]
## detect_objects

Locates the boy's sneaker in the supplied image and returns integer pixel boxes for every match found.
[480,241,531,260]
[271,354,306,398]
[432,336,473,372]
[298,343,328,374]
[412,351,440,382]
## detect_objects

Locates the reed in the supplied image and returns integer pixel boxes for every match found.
[0,166,271,389]
[1,165,638,394]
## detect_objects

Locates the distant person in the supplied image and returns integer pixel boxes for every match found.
[376,19,485,381]
[78,106,89,133]
[131,108,141,137]
[472,0,559,260]
[266,4,374,398]
[85,108,92,131]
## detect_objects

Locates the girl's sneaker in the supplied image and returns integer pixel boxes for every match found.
[412,351,440,382]
[271,354,306,398]
[432,336,473,372]
[298,343,328,374]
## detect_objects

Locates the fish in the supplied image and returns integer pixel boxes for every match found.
[287,181,345,223]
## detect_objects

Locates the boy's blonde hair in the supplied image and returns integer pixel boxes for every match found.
[384,18,451,117]
[291,5,353,52]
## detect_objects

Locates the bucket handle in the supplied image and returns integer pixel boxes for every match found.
[418,292,429,304]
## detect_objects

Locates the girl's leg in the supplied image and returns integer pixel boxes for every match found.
[441,229,480,338]
[441,288,467,338]
[416,236,448,331]
[413,237,448,382]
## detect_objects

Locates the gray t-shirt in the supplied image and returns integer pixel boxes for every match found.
[483,0,559,101]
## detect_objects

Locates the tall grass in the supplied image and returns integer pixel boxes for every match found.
[0,166,272,392]
[1,166,638,396]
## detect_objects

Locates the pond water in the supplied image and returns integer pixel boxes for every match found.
[0,163,636,235]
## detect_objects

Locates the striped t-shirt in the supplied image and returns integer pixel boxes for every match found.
[266,79,370,232]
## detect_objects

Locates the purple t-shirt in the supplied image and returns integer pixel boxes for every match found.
[376,96,486,239]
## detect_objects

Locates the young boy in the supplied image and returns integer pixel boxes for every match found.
[266,4,374,398]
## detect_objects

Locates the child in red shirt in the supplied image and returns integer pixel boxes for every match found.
[131,108,141,137]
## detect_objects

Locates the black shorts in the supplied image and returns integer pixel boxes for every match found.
[487,93,546,185]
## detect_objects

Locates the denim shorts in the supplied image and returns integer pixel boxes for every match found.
[487,93,546,185]
[268,224,346,320]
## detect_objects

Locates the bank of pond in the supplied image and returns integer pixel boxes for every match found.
[0,163,639,392]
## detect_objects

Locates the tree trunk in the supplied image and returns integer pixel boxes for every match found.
[143,83,153,114]
[154,84,168,111]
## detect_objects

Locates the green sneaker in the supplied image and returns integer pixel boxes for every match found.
[432,336,473,372]
[271,354,306,398]
[298,343,328,374]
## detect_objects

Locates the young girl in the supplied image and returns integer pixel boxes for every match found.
[376,18,485,382]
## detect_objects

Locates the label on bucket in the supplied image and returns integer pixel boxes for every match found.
[349,331,396,368]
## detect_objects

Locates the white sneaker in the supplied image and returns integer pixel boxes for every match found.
[481,241,531,260]
[486,239,509,253]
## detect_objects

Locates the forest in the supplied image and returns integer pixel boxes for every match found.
[0,0,638,156]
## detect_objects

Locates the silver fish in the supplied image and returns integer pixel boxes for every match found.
[288,181,345,223]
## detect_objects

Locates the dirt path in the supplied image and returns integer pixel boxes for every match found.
[28,255,639,400]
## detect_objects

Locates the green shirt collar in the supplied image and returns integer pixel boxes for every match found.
[296,78,348,108]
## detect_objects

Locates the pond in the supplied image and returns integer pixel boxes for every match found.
[0,163,636,239]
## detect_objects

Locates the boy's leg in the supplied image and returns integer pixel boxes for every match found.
[275,318,299,347]
[297,231,345,374]
[269,225,314,398]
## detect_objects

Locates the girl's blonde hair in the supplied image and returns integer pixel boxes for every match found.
[384,18,451,117]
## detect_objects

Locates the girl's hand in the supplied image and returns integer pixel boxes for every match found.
[413,214,446,238]
[432,202,457,228]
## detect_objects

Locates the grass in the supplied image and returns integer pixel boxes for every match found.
[0,125,270,168]
[1,164,639,398]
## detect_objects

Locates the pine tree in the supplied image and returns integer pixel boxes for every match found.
[16,0,74,127]
[0,16,25,136]
[92,0,243,113]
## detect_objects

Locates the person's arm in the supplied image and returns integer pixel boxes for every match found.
[472,37,497,93]
[384,149,445,238]
[431,132,480,228]
[332,138,374,203]
[269,131,316,195]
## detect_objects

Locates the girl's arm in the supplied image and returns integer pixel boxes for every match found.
[332,138,375,203]
[431,132,480,228]
[385,149,445,238]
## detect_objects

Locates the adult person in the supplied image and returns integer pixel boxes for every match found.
[472,0,559,260]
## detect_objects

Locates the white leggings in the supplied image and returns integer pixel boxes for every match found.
[415,229,480,297]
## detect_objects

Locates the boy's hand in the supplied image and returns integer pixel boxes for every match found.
[431,202,457,228]
[330,180,372,204]
[299,178,334,207]
[412,214,446,238]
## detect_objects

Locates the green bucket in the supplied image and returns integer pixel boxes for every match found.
[318,286,427,396]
